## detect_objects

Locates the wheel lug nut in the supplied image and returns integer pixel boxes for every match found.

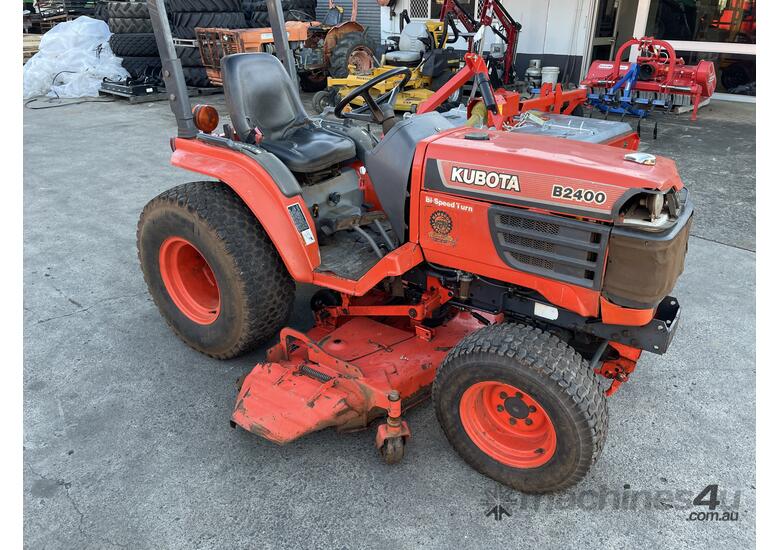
[528,406,536,413]
[524,418,533,425]
[497,405,504,412]
[509,418,517,425]
[499,392,507,399]
[535,448,544,454]
[515,392,523,399]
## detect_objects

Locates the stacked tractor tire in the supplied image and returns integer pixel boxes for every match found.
[105,0,325,88]
[94,0,110,21]
[107,1,162,79]
[168,0,248,88]
[242,0,317,28]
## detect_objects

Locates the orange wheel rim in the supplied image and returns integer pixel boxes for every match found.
[459,381,557,468]
[159,237,220,325]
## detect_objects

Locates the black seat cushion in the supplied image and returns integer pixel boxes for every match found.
[260,125,357,173]
[221,53,355,173]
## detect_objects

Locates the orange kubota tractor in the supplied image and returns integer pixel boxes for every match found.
[141,0,690,492]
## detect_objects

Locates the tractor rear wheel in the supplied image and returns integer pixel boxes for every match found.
[433,323,607,493]
[137,181,294,359]
[328,31,376,78]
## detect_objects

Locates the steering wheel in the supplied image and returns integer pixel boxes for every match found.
[334,67,412,132]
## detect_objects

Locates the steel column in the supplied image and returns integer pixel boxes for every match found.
[266,0,299,89]
[147,0,197,138]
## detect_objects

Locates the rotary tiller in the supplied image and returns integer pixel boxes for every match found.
[138,0,691,492]
[582,37,717,120]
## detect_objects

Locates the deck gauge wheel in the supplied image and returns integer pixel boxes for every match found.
[380,436,406,465]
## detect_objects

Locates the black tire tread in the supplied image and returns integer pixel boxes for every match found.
[109,33,158,57]
[171,11,247,38]
[137,181,294,359]
[183,66,213,87]
[244,0,317,12]
[432,322,608,493]
[176,46,203,67]
[94,0,109,21]
[247,7,316,27]
[168,0,242,12]
[107,0,149,19]
[121,56,162,79]
[109,17,154,33]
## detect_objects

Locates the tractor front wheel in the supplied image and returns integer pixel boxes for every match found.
[311,88,335,114]
[433,323,608,493]
[137,181,294,359]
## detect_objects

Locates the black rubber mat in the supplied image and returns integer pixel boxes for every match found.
[316,226,395,280]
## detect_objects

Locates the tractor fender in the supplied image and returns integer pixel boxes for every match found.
[170,137,319,283]
[324,21,366,59]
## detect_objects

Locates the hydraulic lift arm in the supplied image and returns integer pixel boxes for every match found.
[438,0,521,85]
[417,53,587,126]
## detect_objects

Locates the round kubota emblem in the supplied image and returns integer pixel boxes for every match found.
[430,210,453,236]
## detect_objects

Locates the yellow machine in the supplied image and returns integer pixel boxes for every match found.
[312,18,463,113]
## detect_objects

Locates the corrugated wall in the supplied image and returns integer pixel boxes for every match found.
[316,0,382,43]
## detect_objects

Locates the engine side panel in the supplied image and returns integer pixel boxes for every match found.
[415,128,689,319]
[418,189,602,318]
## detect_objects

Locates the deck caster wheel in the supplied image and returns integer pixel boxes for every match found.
[375,415,410,465]
[380,436,405,465]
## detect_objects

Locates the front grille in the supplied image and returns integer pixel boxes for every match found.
[503,233,555,253]
[510,252,555,271]
[490,205,610,289]
[499,214,560,235]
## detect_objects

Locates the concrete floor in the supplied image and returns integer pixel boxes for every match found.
[23,95,755,549]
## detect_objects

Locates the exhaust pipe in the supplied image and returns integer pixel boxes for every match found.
[147,0,197,138]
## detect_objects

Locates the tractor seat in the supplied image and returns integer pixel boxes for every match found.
[385,21,429,66]
[222,53,356,173]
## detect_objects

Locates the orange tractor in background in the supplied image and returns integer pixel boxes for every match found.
[195,0,376,91]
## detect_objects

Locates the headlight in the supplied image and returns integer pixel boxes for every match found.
[617,189,686,231]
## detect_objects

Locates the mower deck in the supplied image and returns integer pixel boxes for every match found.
[232,313,484,445]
